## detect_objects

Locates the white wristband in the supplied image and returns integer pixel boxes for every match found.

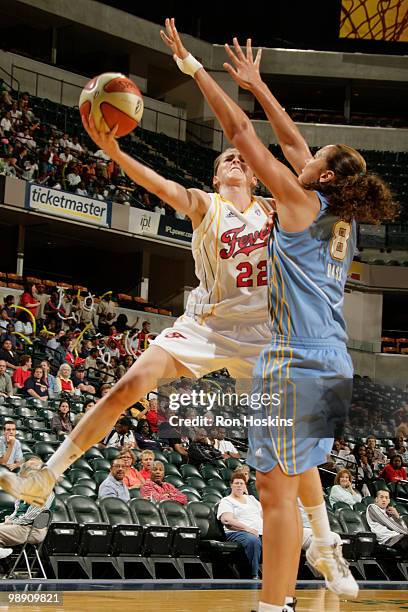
[175,53,203,78]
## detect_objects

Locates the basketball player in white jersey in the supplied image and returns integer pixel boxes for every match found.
[0,123,273,505]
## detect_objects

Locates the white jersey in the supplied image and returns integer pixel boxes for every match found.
[185,193,270,324]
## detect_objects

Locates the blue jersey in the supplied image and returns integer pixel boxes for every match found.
[268,192,356,346]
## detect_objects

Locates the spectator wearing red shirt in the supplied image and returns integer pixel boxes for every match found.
[379,455,407,483]
[19,283,40,318]
[140,461,187,505]
[139,449,154,480]
[136,321,151,354]
[12,355,32,390]
[119,449,146,489]
[146,395,166,433]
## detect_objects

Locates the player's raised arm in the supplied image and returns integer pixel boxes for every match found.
[82,115,210,227]
[160,18,320,232]
[223,38,312,176]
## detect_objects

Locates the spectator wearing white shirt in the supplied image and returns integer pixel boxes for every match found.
[76,181,88,197]
[212,427,240,458]
[217,472,263,578]
[69,136,84,153]
[60,148,73,164]
[366,490,408,552]
[329,469,362,508]
[59,133,73,149]
[0,112,12,134]
[101,417,136,450]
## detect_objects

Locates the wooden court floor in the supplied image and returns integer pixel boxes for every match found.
[2,589,408,611]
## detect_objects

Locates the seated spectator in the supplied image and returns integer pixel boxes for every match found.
[51,400,73,437]
[394,436,408,465]
[145,395,166,433]
[140,461,187,504]
[53,336,74,369]
[119,449,146,489]
[139,449,154,480]
[366,490,408,552]
[54,363,75,396]
[0,421,23,471]
[40,359,55,395]
[71,365,96,396]
[12,355,32,391]
[217,472,263,579]
[73,398,96,427]
[0,309,10,333]
[366,435,387,466]
[0,324,17,350]
[232,465,251,494]
[188,429,223,467]
[379,455,407,483]
[0,456,54,560]
[134,419,162,451]
[84,347,100,375]
[15,310,34,338]
[99,382,113,398]
[98,457,130,502]
[23,365,48,401]
[212,427,240,458]
[1,295,16,323]
[102,417,136,449]
[0,339,19,370]
[329,469,362,507]
[0,360,13,397]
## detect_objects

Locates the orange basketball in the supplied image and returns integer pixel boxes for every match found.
[79,72,143,138]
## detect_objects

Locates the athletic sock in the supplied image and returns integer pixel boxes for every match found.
[46,437,84,479]
[284,597,294,606]
[303,501,334,547]
[259,603,282,612]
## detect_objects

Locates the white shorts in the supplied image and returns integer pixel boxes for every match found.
[151,314,270,379]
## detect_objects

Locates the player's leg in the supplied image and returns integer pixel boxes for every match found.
[282,507,302,611]
[298,467,358,598]
[256,466,302,610]
[0,345,192,505]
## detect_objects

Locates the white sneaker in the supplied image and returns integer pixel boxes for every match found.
[0,467,55,506]
[0,548,12,559]
[306,539,358,599]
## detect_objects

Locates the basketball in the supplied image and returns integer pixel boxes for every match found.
[79,72,143,138]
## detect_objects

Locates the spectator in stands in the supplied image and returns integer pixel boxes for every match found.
[53,336,74,369]
[0,324,16,350]
[366,490,408,553]
[15,310,33,339]
[1,295,16,322]
[139,449,154,480]
[12,355,32,391]
[0,111,12,136]
[134,419,162,452]
[119,449,146,489]
[54,363,75,396]
[145,395,164,433]
[99,383,112,398]
[232,465,251,494]
[44,291,65,326]
[188,429,223,467]
[329,469,362,507]
[387,447,398,462]
[0,339,18,370]
[71,365,96,396]
[0,421,23,470]
[19,283,40,318]
[0,310,10,333]
[217,472,263,579]
[85,347,100,374]
[102,416,136,450]
[366,435,387,465]
[379,455,407,483]
[50,400,73,437]
[23,365,48,401]
[97,295,116,336]
[0,360,12,397]
[32,284,49,324]
[212,427,240,458]
[0,456,54,560]
[40,359,55,395]
[136,321,151,354]
[98,457,130,502]
[73,398,96,427]
[140,460,187,504]
[394,436,408,465]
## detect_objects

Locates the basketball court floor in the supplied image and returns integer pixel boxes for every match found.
[0,580,406,611]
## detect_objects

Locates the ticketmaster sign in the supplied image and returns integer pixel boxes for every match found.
[26,184,112,227]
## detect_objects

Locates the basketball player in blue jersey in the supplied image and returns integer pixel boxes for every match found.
[160,18,398,612]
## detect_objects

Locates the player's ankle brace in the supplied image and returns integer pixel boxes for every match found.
[174,53,203,78]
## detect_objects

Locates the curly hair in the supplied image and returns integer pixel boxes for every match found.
[316,144,399,223]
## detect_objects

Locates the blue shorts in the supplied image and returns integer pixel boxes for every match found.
[247,337,353,476]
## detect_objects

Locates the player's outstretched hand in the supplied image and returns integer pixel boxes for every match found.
[82,114,121,161]
[160,17,189,61]
[223,38,262,90]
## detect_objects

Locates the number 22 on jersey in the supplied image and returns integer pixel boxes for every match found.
[236,260,267,287]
